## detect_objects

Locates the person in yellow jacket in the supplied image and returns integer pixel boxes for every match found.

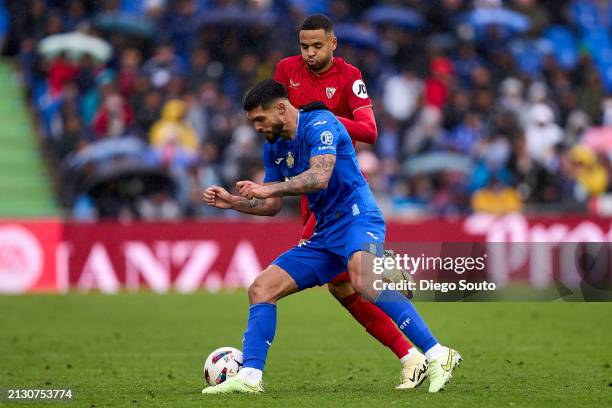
[570,145,608,197]
[149,99,199,153]
[471,178,523,214]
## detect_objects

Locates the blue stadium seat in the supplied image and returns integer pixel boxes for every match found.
[570,0,601,32]
[0,0,7,44]
[582,27,611,55]
[597,64,612,92]
[543,25,578,69]
[509,39,544,77]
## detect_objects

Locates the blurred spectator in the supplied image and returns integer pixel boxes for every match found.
[570,145,608,200]
[149,99,198,155]
[424,56,454,109]
[404,106,447,156]
[382,68,423,123]
[136,191,181,220]
[93,92,134,138]
[142,42,185,89]
[576,70,605,122]
[445,112,485,154]
[117,48,142,98]
[134,89,163,138]
[524,103,563,168]
[509,0,550,37]
[471,177,523,214]
[47,52,78,96]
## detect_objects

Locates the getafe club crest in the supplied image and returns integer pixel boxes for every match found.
[326,87,336,99]
[286,151,295,168]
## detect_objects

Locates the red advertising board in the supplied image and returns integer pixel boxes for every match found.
[1,214,611,293]
[0,219,62,293]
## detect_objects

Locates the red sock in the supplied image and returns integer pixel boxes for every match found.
[340,292,413,360]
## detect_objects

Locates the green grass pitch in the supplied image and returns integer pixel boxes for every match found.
[0,291,611,407]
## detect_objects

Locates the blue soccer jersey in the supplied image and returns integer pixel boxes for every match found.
[263,108,385,288]
[263,108,380,226]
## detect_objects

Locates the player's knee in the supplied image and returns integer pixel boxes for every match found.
[328,280,355,300]
[347,253,366,295]
[350,278,364,295]
[248,276,274,304]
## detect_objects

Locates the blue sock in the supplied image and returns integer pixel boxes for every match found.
[242,303,277,370]
[374,290,438,352]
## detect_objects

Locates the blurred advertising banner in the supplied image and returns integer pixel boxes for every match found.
[0,214,611,294]
[0,220,62,293]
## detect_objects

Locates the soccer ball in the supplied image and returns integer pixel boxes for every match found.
[203,346,243,386]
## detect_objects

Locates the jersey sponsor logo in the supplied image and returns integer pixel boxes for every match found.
[352,79,368,99]
[274,157,284,164]
[289,78,300,88]
[313,120,327,126]
[399,317,411,330]
[326,87,336,99]
[286,151,295,168]
[320,130,333,145]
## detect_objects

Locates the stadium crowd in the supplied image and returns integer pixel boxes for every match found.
[3,0,612,219]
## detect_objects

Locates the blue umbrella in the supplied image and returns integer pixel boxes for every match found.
[461,8,530,33]
[198,7,276,27]
[364,5,425,29]
[333,24,380,49]
[67,137,151,170]
[403,153,473,176]
[95,12,156,38]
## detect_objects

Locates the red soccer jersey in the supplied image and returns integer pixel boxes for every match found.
[274,55,373,127]
[274,56,374,228]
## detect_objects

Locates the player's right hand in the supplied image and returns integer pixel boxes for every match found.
[203,186,233,209]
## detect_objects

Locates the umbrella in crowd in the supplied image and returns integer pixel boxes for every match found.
[84,161,176,201]
[403,152,473,177]
[66,137,153,170]
[581,127,612,154]
[94,12,156,38]
[364,5,426,30]
[198,7,276,27]
[460,8,531,33]
[333,24,380,49]
[38,31,112,62]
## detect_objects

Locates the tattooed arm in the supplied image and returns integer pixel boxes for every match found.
[202,184,282,216]
[237,154,336,199]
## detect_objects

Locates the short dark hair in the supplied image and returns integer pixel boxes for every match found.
[300,14,333,33]
[243,79,288,111]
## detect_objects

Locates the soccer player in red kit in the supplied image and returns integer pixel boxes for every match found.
[274,14,428,389]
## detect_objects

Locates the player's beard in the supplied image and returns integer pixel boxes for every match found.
[308,54,332,72]
[264,120,285,143]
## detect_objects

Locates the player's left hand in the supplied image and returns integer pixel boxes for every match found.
[236,180,272,199]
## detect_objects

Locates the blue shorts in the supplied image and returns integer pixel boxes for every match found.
[272,211,386,290]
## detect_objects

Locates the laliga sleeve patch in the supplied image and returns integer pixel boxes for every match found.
[352,79,368,99]
[320,131,333,145]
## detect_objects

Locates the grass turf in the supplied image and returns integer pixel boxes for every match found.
[0,291,611,407]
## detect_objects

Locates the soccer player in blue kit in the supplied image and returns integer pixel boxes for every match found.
[202,79,461,394]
